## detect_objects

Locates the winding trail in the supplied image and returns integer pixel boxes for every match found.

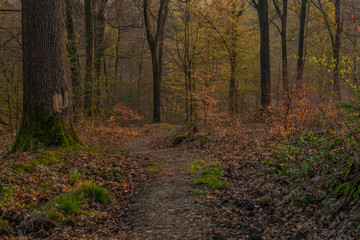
[125,133,212,240]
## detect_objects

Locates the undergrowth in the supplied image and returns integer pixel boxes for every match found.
[53,182,111,216]
[191,157,228,189]
[265,92,360,203]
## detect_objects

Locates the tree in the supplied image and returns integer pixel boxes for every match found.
[250,0,271,113]
[65,0,82,117]
[184,0,194,123]
[143,0,170,123]
[84,0,95,118]
[193,0,246,114]
[272,0,288,93]
[296,0,307,84]
[314,0,342,100]
[12,0,81,152]
[94,0,108,109]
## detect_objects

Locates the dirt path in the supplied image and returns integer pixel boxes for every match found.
[125,134,212,240]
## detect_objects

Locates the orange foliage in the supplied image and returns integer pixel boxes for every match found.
[268,86,338,136]
[109,102,144,126]
[191,68,229,129]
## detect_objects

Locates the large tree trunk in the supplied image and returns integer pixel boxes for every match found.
[65,0,82,118]
[84,0,95,118]
[296,0,307,85]
[257,0,271,112]
[13,0,81,152]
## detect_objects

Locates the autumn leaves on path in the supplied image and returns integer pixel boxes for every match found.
[125,136,212,239]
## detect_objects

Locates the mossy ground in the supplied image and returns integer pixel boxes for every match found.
[0,124,153,238]
[146,161,164,173]
[11,108,83,152]
[50,182,111,217]
[13,150,66,173]
[190,157,228,189]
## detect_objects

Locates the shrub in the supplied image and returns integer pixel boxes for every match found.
[109,103,144,126]
[77,182,112,204]
[56,193,84,215]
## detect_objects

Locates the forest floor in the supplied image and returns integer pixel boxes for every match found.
[0,123,359,239]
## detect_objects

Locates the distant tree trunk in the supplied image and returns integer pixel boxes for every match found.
[65,0,82,118]
[273,0,288,93]
[184,0,196,125]
[184,0,190,122]
[84,0,95,118]
[143,0,170,123]
[13,0,81,152]
[137,37,146,111]
[94,0,107,109]
[352,21,358,88]
[114,26,120,104]
[229,0,238,114]
[333,0,341,101]
[296,0,307,85]
[252,0,271,113]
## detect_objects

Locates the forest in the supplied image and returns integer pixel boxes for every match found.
[0,0,360,239]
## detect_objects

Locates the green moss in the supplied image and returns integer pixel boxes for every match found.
[38,151,65,164]
[12,150,65,173]
[190,158,228,189]
[193,174,229,189]
[210,208,221,214]
[11,106,83,152]
[146,162,164,173]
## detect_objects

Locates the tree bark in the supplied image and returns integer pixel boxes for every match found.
[13,0,81,152]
